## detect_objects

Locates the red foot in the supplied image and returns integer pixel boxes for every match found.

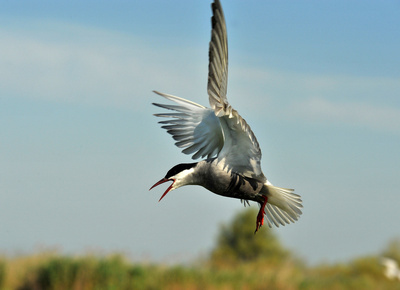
[255,196,268,234]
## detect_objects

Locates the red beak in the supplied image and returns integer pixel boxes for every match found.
[149,178,175,202]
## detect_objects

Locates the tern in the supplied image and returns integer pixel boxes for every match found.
[150,0,303,232]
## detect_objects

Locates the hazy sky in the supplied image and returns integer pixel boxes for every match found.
[1,0,400,265]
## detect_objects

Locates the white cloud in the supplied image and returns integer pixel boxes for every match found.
[229,65,400,134]
[293,97,400,133]
[232,65,400,98]
[2,19,399,135]
[0,21,204,110]
[0,24,127,106]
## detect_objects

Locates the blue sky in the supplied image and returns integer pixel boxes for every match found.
[1,0,400,264]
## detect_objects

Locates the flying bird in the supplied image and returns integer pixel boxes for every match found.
[150,0,303,232]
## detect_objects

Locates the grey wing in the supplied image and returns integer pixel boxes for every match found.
[208,0,230,117]
[207,0,265,181]
[153,91,224,160]
[218,113,264,180]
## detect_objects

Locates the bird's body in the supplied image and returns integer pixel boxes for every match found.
[150,0,303,232]
[171,159,264,202]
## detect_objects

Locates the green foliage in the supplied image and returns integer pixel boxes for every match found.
[17,255,139,290]
[36,256,79,289]
[382,238,400,262]
[210,207,289,264]
[9,253,399,290]
[1,210,400,289]
[349,256,385,280]
[0,259,6,289]
[93,256,131,289]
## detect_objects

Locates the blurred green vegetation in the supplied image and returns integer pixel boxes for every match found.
[1,208,399,289]
[211,208,290,265]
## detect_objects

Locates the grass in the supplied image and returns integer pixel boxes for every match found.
[0,251,399,290]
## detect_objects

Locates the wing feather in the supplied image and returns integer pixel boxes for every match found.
[153,91,224,160]
[208,0,229,116]
[153,0,265,181]
[206,0,264,180]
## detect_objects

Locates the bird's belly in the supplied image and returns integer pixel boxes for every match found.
[201,165,264,202]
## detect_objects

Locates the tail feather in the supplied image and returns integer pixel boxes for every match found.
[263,184,303,227]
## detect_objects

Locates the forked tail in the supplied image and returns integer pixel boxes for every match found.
[263,183,303,227]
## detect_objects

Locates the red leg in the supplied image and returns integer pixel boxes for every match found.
[255,196,268,233]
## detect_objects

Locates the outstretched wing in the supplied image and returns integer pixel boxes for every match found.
[153,0,265,181]
[153,91,224,160]
[207,0,265,181]
[208,0,229,117]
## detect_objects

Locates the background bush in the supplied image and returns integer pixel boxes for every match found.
[1,208,399,290]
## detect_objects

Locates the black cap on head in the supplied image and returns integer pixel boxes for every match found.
[165,162,198,179]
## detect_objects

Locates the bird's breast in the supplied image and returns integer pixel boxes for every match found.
[198,160,264,202]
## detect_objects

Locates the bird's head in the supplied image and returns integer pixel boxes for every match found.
[149,162,198,201]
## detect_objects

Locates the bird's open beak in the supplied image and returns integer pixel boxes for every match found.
[149,178,175,202]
